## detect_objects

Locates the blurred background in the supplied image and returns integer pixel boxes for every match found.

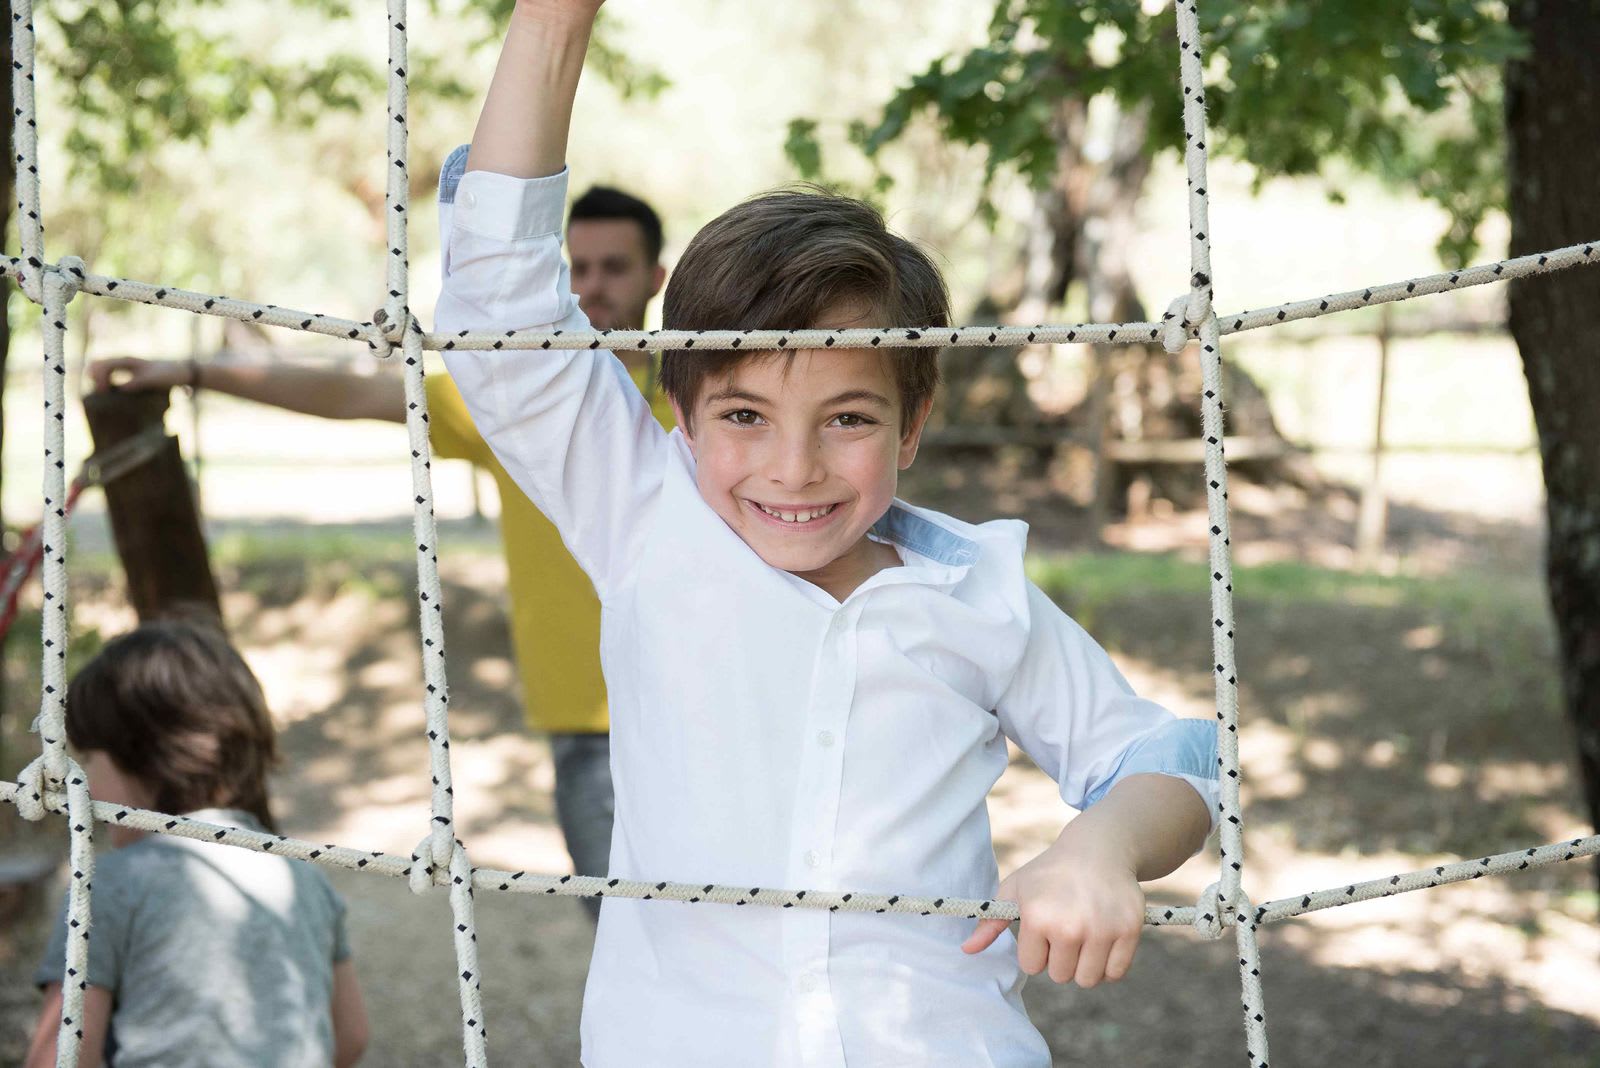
[2,2,1598,1064]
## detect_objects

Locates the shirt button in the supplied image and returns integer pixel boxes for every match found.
[817,730,835,748]
[463,190,478,209]
[803,850,820,869]
[797,973,819,993]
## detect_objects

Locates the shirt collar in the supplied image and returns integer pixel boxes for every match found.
[869,503,980,568]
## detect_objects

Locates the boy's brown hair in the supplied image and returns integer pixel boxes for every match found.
[660,187,948,430]
[66,617,281,832]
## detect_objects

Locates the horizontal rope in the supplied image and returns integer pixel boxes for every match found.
[1,238,1593,355]
[0,777,1184,929]
[7,778,1593,933]
[0,256,387,348]
[1251,833,1600,925]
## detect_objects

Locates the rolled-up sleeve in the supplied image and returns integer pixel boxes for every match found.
[996,582,1220,837]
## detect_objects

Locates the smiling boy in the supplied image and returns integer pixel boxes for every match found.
[435,2,1219,1065]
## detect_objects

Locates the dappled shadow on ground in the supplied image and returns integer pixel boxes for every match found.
[216,550,562,869]
[1056,584,1577,862]
[4,507,1596,1065]
[1027,922,1600,1068]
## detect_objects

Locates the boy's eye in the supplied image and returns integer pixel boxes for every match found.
[832,413,877,428]
[723,409,763,427]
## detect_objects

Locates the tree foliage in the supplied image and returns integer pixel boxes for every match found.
[789,1,1524,265]
[42,0,664,198]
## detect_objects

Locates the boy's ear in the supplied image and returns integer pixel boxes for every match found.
[649,263,667,300]
[670,397,695,453]
[897,397,935,471]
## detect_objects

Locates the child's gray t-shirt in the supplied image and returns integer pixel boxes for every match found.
[35,808,351,1067]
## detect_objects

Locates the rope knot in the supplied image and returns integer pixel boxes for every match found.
[54,256,87,301]
[408,834,441,894]
[14,752,87,822]
[1192,882,1226,940]
[366,307,407,358]
[364,308,400,358]
[1161,283,1216,355]
[408,833,472,894]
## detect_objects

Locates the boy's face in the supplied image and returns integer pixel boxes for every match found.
[673,319,931,593]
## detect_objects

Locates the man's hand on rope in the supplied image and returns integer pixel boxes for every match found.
[88,356,188,393]
[961,832,1145,988]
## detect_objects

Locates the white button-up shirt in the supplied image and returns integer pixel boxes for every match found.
[434,151,1219,1068]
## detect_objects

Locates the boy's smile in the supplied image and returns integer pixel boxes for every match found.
[672,345,932,601]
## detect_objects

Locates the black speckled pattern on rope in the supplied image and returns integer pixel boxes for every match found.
[7,0,1600,1064]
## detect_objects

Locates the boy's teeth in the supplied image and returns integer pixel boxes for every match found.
[758,503,834,523]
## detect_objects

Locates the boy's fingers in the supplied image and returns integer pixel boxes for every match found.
[1015,922,1049,976]
[960,919,1009,955]
[1045,934,1082,984]
[1072,937,1111,988]
[1103,932,1139,982]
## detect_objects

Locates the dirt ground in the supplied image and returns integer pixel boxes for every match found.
[3,480,1598,1066]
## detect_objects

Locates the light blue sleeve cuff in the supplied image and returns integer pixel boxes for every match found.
[437,142,569,242]
[438,143,471,204]
[1082,718,1220,831]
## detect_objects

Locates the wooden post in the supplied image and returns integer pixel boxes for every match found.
[82,389,222,623]
[1355,305,1392,568]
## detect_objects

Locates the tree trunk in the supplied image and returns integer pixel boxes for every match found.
[82,391,222,624]
[1506,0,1600,896]
[936,94,1308,520]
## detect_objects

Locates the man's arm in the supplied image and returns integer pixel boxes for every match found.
[89,357,404,423]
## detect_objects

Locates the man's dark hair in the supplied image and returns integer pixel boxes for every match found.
[661,186,948,430]
[66,617,281,831]
[569,185,665,263]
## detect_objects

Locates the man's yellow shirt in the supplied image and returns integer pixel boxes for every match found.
[425,364,676,734]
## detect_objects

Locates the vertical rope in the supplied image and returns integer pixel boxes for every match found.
[43,268,94,1068]
[383,0,410,341]
[1169,1,1269,1063]
[384,1,487,1061]
[9,0,42,304]
[1233,895,1269,1068]
[16,0,96,1051]
[400,320,488,1066]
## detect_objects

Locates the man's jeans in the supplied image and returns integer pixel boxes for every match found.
[549,732,614,923]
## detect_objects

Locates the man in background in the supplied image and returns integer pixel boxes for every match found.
[90,177,675,921]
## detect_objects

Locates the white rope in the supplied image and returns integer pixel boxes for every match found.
[13,2,98,1042]
[0,237,1592,357]
[383,1,487,1060]
[1167,3,1269,1061]
[9,0,41,305]
[5,1,1599,1065]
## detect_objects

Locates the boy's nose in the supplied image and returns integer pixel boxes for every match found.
[767,431,826,489]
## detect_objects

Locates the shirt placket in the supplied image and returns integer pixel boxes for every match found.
[782,599,861,1068]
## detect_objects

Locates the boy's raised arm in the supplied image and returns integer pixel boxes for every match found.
[466,0,602,180]
[436,0,667,598]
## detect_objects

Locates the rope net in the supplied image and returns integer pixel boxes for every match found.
[5,1,1598,1065]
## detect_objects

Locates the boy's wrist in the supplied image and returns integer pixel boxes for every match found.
[1051,818,1142,878]
[510,0,601,35]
